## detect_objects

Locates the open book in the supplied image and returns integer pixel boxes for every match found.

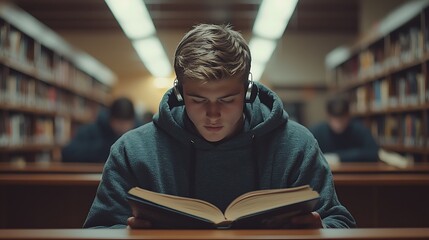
[127,185,320,229]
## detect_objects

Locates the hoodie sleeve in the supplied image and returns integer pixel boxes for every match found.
[83,139,137,228]
[292,137,356,228]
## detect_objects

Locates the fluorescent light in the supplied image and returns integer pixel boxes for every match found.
[133,37,172,78]
[105,0,155,39]
[379,0,428,35]
[325,46,350,69]
[106,0,173,78]
[249,37,277,64]
[253,0,298,39]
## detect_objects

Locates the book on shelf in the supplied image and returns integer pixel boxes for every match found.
[127,185,320,229]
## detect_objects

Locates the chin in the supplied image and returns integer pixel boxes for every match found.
[201,132,227,142]
[203,136,225,142]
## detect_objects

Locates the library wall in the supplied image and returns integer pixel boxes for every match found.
[57,31,149,81]
[268,33,356,126]
[267,33,356,86]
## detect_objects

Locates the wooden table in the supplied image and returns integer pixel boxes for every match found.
[0,229,429,240]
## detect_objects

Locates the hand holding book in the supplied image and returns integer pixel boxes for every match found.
[127,216,152,228]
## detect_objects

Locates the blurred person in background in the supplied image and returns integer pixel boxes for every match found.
[62,97,141,163]
[309,96,379,165]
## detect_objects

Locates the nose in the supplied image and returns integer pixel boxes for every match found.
[206,102,221,119]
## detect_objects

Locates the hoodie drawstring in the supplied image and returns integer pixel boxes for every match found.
[251,134,260,189]
[188,140,196,198]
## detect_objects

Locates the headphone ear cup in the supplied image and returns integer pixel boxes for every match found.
[173,79,183,102]
[245,80,258,103]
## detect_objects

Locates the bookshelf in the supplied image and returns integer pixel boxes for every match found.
[326,0,429,162]
[0,3,116,163]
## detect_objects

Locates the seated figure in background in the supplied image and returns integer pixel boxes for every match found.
[309,96,379,165]
[62,97,141,163]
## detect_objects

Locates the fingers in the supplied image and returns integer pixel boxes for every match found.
[127,217,152,229]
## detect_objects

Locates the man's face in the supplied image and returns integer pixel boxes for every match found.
[328,115,350,134]
[182,77,246,142]
[110,119,135,135]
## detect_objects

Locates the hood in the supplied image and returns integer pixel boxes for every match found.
[153,82,288,150]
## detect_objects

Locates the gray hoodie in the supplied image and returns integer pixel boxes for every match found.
[84,83,355,228]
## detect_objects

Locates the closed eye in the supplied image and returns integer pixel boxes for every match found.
[191,97,207,103]
[219,97,235,103]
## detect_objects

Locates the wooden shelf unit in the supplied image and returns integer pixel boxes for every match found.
[326,0,429,162]
[0,3,116,163]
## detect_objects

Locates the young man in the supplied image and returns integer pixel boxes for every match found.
[62,97,140,163]
[84,24,355,228]
[309,96,379,164]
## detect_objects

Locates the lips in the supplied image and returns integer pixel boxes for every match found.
[204,126,223,132]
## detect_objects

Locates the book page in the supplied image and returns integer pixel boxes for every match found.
[224,185,319,221]
[129,187,226,224]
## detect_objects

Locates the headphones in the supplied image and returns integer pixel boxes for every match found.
[173,73,258,104]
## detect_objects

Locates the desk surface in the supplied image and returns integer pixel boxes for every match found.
[0,229,429,240]
[329,162,429,174]
[2,173,429,186]
[0,173,101,185]
[1,162,429,174]
[0,162,104,173]
[333,173,429,185]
